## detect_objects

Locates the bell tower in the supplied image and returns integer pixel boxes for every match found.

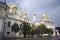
[33,12,36,23]
[23,11,27,18]
[19,10,22,18]
[19,10,23,20]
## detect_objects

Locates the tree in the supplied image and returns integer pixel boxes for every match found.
[11,23,20,33]
[35,24,49,36]
[30,24,36,36]
[48,29,53,34]
[34,24,53,37]
[37,24,47,35]
[22,22,31,38]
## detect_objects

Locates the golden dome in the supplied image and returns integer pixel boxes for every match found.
[42,13,47,19]
[9,5,17,9]
[23,12,27,16]
[33,12,36,16]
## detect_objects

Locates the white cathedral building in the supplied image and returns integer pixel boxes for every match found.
[0,2,59,38]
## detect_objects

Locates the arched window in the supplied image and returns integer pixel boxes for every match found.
[8,22,11,27]
[20,24,23,28]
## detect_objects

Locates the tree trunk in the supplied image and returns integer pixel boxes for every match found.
[24,33,26,38]
[24,35,26,38]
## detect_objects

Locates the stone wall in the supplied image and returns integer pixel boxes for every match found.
[4,17,24,38]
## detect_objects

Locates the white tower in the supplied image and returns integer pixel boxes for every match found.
[33,12,36,23]
[23,11,27,21]
[23,11,27,18]
[19,10,22,17]
[19,10,23,20]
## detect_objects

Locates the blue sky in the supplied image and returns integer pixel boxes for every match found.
[0,0,60,27]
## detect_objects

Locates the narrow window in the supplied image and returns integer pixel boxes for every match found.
[20,24,22,28]
[8,22,10,27]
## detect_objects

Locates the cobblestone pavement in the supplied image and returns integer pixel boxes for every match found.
[3,37,60,40]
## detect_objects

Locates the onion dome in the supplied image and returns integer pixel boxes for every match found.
[33,12,36,16]
[42,13,47,19]
[9,5,17,9]
[23,11,27,18]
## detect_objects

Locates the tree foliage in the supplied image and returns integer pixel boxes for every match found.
[36,24,47,34]
[22,22,31,38]
[11,23,20,33]
[35,24,53,36]
[48,29,53,34]
[11,22,53,37]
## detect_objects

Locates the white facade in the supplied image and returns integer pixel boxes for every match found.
[4,17,24,38]
[0,2,59,38]
[0,2,24,38]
